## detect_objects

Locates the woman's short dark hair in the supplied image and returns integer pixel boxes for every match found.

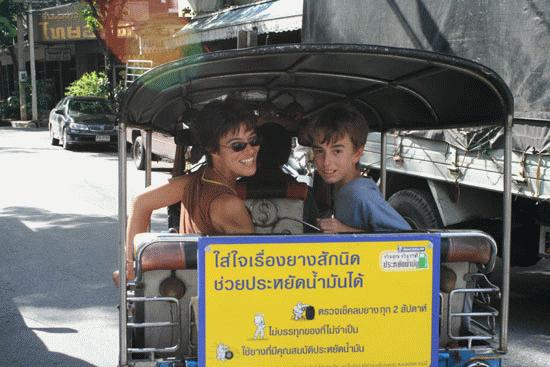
[307,103,368,150]
[257,122,291,169]
[191,99,256,154]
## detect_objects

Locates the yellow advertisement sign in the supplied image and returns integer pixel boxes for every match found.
[198,234,440,367]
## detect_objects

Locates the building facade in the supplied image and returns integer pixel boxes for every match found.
[0,2,106,103]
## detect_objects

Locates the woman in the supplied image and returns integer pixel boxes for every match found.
[126,100,260,277]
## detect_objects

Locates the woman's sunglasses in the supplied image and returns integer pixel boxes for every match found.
[221,136,261,152]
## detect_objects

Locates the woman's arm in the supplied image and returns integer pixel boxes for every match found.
[126,176,189,278]
[210,193,254,234]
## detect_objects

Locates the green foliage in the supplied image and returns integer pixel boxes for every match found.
[35,79,57,115]
[0,0,18,47]
[112,82,125,109]
[81,1,101,33]
[65,71,110,98]
[0,79,58,119]
[0,96,19,119]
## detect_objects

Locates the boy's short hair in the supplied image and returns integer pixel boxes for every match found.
[192,99,256,153]
[307,103,369,150]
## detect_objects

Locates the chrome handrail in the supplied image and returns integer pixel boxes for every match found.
[127,296,181,354]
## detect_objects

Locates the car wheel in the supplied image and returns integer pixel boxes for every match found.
[62,129,72,150]
[388,189,442,229]
[133,136,146,170]
[49,125,59,146]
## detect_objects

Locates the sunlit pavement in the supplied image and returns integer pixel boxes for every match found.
[0,126,170,366]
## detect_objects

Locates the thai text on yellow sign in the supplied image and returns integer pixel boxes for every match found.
[198,234,440,367]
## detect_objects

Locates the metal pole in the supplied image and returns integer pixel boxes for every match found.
[57,60,63,96]
[118,122,128,367]
[145,130,152,187]
[499,114,513,353]
[16,14,27,120]
[28,4,38,121]
[379,131,387,199]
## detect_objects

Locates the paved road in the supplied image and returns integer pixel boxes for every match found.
[0,126,549,366]
[0,126,171,366]
[502,259,550,367]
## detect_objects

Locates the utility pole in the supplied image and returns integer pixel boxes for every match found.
[16,14,28,120]
[28,3,38,121]
[14,0,47,121]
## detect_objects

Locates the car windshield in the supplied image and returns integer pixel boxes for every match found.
[69,100,113,114]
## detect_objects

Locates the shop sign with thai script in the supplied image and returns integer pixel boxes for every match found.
[198,233,440,367]
[34,2,95,42]
[45,47,71,61]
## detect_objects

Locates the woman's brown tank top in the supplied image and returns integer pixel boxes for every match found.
[179,166,237,235]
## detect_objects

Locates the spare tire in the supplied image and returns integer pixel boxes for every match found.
[133,136,146,170]
[388,189,442,229]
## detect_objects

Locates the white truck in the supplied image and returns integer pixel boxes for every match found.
[362,129,549,266]
[304,0,550,266]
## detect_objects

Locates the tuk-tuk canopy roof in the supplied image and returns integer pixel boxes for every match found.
[119,44,513,136]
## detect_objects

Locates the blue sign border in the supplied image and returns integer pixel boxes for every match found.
[198,233,440,367]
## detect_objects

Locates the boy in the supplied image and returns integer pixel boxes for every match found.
[308,104,410,233]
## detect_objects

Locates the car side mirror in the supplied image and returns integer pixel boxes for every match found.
[55,109,65,115]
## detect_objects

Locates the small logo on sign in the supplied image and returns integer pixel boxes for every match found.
[380,247,429,271]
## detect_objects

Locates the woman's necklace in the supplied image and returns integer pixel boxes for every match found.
[201,169,236,193]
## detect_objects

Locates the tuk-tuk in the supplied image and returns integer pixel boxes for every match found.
[116,44,513,367]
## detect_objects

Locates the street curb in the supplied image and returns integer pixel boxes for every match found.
[9,120,47,129]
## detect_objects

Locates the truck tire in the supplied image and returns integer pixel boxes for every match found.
[388,189,442,229]
[133,136,146,170]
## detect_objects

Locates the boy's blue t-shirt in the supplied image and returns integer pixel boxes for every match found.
[334,177,411,231]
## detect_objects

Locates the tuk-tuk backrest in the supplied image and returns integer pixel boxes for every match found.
[236,180,308,234]
[441,237,491,265]
[140,241,197,272]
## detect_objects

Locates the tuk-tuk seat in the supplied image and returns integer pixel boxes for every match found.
[236,180,309,234]
[441,237,492,265]
[438,234,498,348]
[112,238,198,288]
[439,236,493,293]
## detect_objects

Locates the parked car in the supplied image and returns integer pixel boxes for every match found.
[48,96,117,150]
[126,128,176,170]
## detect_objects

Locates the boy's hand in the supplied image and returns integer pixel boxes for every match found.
[317,217,363,233]
[317,217,344,233]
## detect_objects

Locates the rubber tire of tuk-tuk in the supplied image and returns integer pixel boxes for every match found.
[133,136,146,170]
[388,189,443,229]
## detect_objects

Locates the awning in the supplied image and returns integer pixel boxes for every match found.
[171,0,302,47]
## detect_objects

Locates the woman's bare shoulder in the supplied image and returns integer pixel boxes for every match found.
[168,174,193,184]
[210,193,253,233]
